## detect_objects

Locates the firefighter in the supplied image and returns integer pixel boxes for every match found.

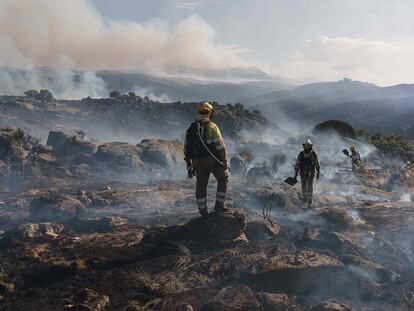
[184,102,229,217]
[294,139,320,208]
[349,146,362,172]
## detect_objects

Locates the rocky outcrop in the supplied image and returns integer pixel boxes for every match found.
[313,120,357,139]
[143,211,246,243]
[96,142,147,172]
[137,139,183,168]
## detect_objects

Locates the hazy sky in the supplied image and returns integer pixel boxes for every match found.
[2,0,414,85]
[92,0,414,62]
[89,0,414,84]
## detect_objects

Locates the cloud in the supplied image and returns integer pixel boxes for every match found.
[275,36,414,85]
[170,0,202,10]
[0,0,247,73]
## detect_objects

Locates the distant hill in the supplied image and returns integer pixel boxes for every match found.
[242,79,414,139]
[241,78,414,107]
[0,67,295,103]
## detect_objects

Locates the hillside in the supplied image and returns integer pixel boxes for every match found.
[242,79,414,139]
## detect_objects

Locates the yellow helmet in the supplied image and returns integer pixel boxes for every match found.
[198,101,213,114]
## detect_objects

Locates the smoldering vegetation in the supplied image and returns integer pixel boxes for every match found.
[0,91,413,311]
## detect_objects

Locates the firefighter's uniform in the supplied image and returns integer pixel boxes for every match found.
[350,147,362,172]
[184,102,229,216]
[294,140,320,207]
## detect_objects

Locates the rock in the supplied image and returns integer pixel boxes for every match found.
[137,139,183,168]
[36,153,57,164]
[96,142,147,171]
[297,226,359,252]
[24,89,54,101]
[38,89,55,101]
[47,131,69,147]
[66,216,128,233]
[313,120,357,139]
[143,211,246,243]
[261,293,303,311]
[3,223,64,241]
[248,251,345,294]
[201,285,260,311]
[29,194,86,220]
[247,166,271,178]
[55,138,96,162]
[311,299,356,311]
[245,219,281,240]
[230,155,247,175]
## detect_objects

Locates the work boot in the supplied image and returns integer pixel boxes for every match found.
[307,198,313,208]
[302,194,307,203]
[199,208,208,217]
[214,204,228,212]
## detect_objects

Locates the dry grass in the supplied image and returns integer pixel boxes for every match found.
[171,241,192,270]
[403,290,414,310]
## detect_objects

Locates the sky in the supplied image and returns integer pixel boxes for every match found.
[1,0,414,85]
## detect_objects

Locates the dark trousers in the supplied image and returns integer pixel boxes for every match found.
[300,172,315,205]
[193,157,229,211]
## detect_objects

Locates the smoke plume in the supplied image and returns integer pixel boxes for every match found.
[0,0,247,72]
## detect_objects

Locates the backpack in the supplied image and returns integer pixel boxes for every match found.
[299,150,318,172]
[185,121,212,159]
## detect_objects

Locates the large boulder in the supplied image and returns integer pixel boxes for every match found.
[47,132,96,165]
[313,120,357,139]
[29,194,86,220]
[46,131,68,147]
[143,211,246,243]
[137,139,183,168]
[96,142,147,171]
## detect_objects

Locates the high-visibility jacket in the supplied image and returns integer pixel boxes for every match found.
[184,120,227,161]
[295,150,320,174]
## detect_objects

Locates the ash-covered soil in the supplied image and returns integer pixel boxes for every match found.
[0,93,414,311]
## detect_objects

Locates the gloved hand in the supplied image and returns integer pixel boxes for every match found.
[187,167,195,179]
[316,172,320,180]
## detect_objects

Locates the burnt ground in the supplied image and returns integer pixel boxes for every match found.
[0,165,414,311]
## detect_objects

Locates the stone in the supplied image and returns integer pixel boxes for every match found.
[201,285,260,311]
[137,139,183,168]
[311,299,356,311]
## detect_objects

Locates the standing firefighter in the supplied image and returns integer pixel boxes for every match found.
[294,139,320,208]
[349,146,362,172]
[184,102,229,217]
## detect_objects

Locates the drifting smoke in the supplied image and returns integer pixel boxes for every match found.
[0,0,249,98]
[132,86,171,103]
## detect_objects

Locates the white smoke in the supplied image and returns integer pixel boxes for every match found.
[0,0,247,72]
[0,0,249,99]
[132,86,171,103]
